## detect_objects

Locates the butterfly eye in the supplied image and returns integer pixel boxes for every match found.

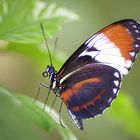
[42,71,48,77]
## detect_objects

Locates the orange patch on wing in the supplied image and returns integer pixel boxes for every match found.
[72,95,101,112]
[102,25,134,60]
[72,89,105,112]
[61,77,101,103]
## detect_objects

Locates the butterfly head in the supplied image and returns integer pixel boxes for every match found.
[42,65,56,78]
[42,65,57,88]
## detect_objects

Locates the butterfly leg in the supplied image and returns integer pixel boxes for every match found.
[43,87,51,110]
[39,82,50,89]
[50,95,58,113]
[33,83,44,103]
[33,83,51,110]
[59,100,65,128]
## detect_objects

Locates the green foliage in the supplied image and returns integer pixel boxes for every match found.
[0,0,78,43]
[0,87,38,140]
[0,86,77,140]
[0,0,78,139]
[0,0,140,140]
[0,0,78,69]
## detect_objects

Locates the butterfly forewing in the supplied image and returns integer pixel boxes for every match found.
[58,19,140,78]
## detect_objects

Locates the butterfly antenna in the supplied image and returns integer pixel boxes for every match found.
[51,37,58,62]
[53,37,58,56]
[40,23,53,66]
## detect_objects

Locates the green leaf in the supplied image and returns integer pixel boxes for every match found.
[107,91,140,139]
[0,86,38,140]
[0,86,77,140]
[0,0,79,43]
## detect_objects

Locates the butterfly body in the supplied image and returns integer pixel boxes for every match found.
[43,19,140,130]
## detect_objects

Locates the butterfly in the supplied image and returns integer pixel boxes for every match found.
[42,19,140,130]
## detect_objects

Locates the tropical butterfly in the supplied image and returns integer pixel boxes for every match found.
[41,19,140,130]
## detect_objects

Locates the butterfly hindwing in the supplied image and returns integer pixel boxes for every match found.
[68,109,83,130]
[60,64,121,129]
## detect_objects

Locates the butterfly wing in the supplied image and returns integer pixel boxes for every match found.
[57,19,140,78]
[60,64,121,129]
[57,19,140,129]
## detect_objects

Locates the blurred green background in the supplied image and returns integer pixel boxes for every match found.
[0,0,140,140]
